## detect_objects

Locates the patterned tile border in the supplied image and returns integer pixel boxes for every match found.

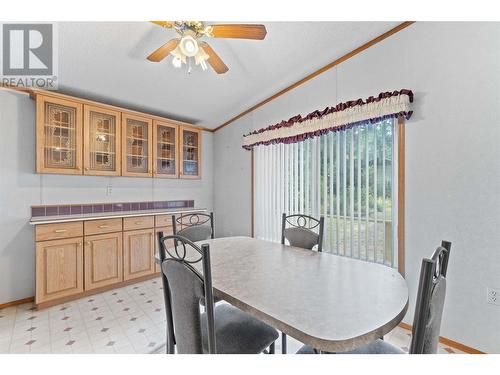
[31,200,195,218]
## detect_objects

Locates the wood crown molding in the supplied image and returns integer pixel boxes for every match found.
[214,21,415,132]
[398,322,485,354]
[0,84,214,133]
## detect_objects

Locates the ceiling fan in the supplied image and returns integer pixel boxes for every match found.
[147,21,267,74]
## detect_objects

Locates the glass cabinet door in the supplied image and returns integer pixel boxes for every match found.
[84,105,121,175]
[153,121,178,178]
[180,126,201,179]
[122,114,152,177]
[36,96,83,174]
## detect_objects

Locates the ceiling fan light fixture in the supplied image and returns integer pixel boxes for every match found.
[172,56,182,68]
[179,35,199,57]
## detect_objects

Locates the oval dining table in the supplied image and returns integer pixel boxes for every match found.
[158,236,409,354]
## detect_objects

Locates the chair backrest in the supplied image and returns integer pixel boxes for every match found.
[409,240,452,354]
[158,233,216,354]
[172,212,214,242]
[281,213,325,251]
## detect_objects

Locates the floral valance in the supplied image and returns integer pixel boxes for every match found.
[242,89,413,150]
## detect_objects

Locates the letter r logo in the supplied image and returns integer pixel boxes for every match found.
[2,24,53,76]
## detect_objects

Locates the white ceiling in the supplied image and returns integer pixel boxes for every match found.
[57,22,399,128]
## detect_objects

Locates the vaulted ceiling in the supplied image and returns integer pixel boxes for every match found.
[57,22,399,128]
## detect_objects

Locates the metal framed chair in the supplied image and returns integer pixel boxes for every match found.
[158,233,279,354]
[172,212,214,242]
[280,213,324,353]
[297,240,452,354]
[281,213,324,251]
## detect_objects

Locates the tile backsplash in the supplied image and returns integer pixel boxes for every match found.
[31,200,195,217]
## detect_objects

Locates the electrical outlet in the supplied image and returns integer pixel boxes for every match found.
[487,287,500,305]
[106,185,112,196]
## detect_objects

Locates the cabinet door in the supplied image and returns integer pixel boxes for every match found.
[84,105,121,176]
[122,114,152,177]
[123,229,155,280]
[35,237,84,304]
[180,126,201,179]
[153,120,178,178]
[84,232,123,290]
[155,226,174,273]
[36,95,83,174]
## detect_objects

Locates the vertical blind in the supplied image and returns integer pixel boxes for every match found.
[254,118,399,267]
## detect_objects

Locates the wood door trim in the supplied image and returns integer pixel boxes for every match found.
[214,21,415,132]
[397,116,405,277]
[83,104,122,176]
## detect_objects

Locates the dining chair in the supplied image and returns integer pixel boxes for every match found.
[172,212,214,242]
[297,240,452,354]
[280,212,324,353]
[281,213,325,251]
[159,233,279,354]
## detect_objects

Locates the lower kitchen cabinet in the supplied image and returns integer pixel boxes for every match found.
[35,237,84,304]
[123,228,155,281]
[84,232,123,290]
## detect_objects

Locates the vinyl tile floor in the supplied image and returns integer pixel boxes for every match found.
[0,278,464,354]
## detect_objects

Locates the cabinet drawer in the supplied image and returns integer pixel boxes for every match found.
[123,216,154,231]
[85,218,122,235]
[155,215,174,228]
[35,221,84,241]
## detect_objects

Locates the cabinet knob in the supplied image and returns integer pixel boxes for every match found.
[85,241,91,246]
[85,167,89,171]
[135,221,143,225]
[98,225,109,228]
[54,229,67,233]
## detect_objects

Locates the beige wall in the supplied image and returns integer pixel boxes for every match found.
[214,22,500,353]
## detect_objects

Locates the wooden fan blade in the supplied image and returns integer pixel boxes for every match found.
[209,24,267,40]
[151,21,175,28]
[200,43,229,74]
[147,39,179,62]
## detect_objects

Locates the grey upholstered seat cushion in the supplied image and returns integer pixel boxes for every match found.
[296,344,317,354]
[177,225,212,242]
[201,303,279,354]
[297,340,404,354]
[421,276,446,354]
[343,339,405,354]
[284,227,319,250]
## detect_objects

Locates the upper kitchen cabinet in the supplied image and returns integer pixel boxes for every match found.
[180,126,201,179]
[122,113,153,177]
[153,120,178,178]
[36,95,83,174]
[83,105,121,176]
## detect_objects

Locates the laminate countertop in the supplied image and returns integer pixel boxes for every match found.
[30,207,207,225]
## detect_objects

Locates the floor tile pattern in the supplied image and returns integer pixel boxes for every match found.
[0,278,463,354]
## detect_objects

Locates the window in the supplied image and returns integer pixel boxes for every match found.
[254,118,399,267]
